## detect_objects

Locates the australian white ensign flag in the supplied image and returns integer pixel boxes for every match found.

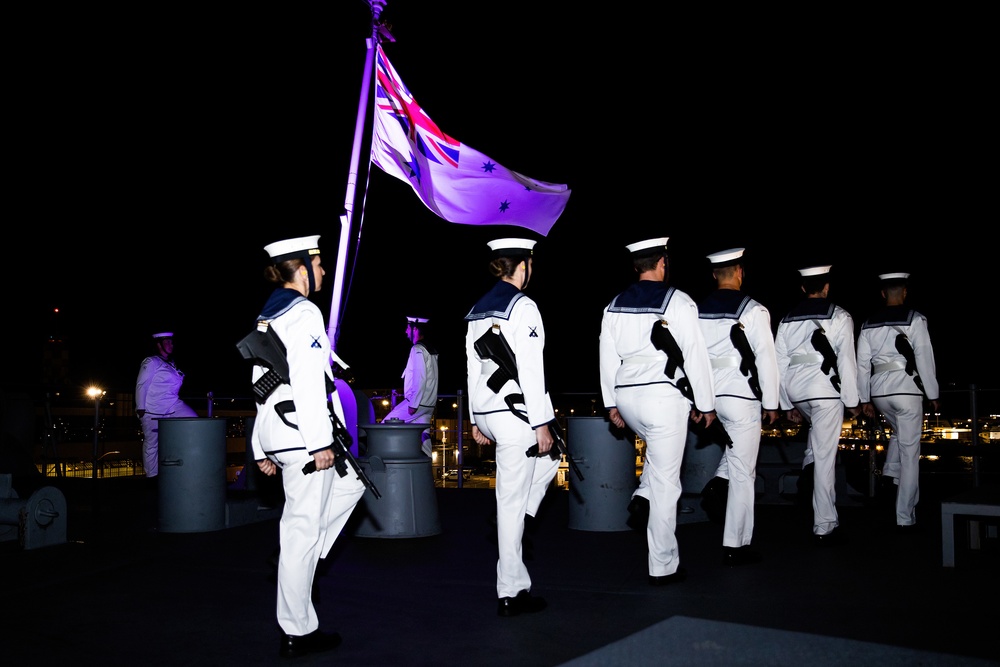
[370,44,571,237]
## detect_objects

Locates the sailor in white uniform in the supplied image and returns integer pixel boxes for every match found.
[383,316,439,456]
[600,237,716,584]
[465,237,558,617]
[250,234,365,659]
[697,248,781,566]
[857,272,940,529]
[775,265,860,544]
[135,332,198,478]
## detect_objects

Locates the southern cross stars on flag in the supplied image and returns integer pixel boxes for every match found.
[370,44,571,237]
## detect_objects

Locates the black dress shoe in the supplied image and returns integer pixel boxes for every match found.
[895,523,919,534]
[723,546,762,567]
[279,629,342,658]
[626,496,650,531]
[813,529,847,547]
[497,590,548,617]
[649,568,687,586]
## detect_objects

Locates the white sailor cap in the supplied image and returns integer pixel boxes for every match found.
[406,316,429,324]
[879,272,910,286]
[706,247,745,267]
[626,237,669,258]
[152,332,174,340]
[798,265,832,277]
[264,235,321,263]
[487,238,536,258]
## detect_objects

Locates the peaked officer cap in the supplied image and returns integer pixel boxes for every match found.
[406,316,429,324]
[264,235,322,263]
[706,247,745,267]
[487,238,536,258]
[152,332,174,340]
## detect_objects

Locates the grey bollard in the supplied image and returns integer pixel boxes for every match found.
[0,474,67,549]
[566,417,637,532]
[242,416,258,492]
[158,418,227,533]
[354,421,441,538]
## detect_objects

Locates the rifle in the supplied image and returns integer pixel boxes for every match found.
[525,420,585,481]
[236,327,289,403]
[730,322,763,401]
[894,332,927,397]
[475,326,584,481]
[474,325,518,394]
[237,325,380,499]
[649,321,694,402]
[690,414,733,448]
[649,321,728,445]
[810,326,841,392]
[298,403,381,500]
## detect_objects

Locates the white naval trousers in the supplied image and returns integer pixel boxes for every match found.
[713,395,762,548]
[476,410,559,599]
[873,393,923,526]
[273,448,365,636]
[796,398,844,536]
[617,385,689,577]
[140,404,198,478]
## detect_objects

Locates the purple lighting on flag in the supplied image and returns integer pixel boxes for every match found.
[370,44,570,237]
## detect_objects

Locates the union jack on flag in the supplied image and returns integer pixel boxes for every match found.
[370,44,571,237]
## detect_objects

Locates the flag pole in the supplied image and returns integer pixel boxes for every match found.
[328,0,393,352]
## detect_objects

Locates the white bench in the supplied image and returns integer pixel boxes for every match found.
[940,486,1000,567]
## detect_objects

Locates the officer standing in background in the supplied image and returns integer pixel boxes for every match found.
[857,272,940,531]
[465,237,559,617]
[600,237,716,585]
[135,332,198,479]
[382,316,439,456]
[775,265,860,545]
[697,248,781,566]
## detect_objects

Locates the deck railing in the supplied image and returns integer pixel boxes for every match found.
[14,385,999,491]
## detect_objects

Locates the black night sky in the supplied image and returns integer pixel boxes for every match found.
[11,2,993,410]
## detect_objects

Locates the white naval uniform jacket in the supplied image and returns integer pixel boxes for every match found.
[599,281,715,414]
[697,289,780,411]
[465,281,554,430]
[403,341,439,415]
[135,355,188,416]
[775,298,860,411]
[857,305,939,403]
[250,288,344,463]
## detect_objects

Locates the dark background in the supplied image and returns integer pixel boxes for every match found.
[10,2,992,403]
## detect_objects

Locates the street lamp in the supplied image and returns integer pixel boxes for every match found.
[86,386,105,479]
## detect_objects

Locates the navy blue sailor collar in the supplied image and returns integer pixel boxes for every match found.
[465,281,526,321]
[607,280,674,315]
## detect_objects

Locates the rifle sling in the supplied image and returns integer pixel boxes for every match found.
[274,400,299,430]
[505,394,531,424]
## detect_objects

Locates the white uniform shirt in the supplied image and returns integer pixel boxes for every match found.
[599,281,715,413]
[135,355,188,416]
[775,298,859,411]
[857,306,939,402]
[465,281,554,429]
[698,290,780,410]
[250,290,342,462]
[403,342,439,411]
